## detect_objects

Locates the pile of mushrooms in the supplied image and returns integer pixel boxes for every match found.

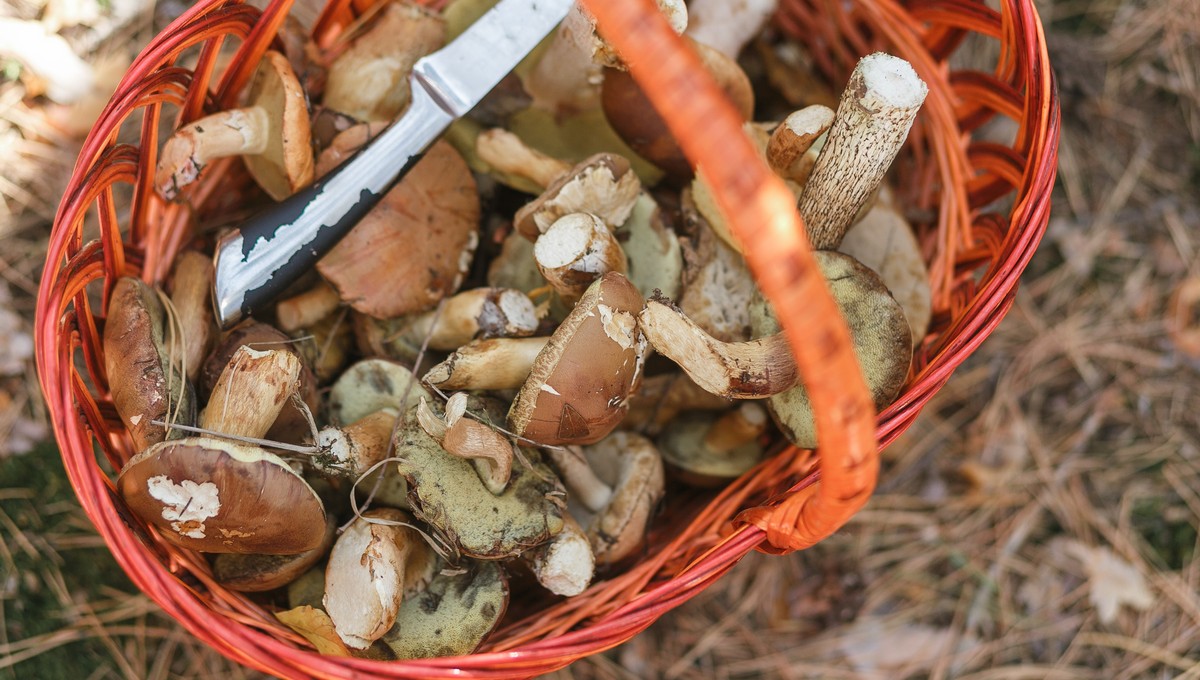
[110,0,935,660]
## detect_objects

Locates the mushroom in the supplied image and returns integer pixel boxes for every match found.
[547,431,665,567]
[637,297,798,399]
[507,272,647,447]
[323,508,438,649]
[288,308,354,383]
[622,371,734,435]
[329,358,431,426]
[103,276,195,452]
[601,38,753,182]
[525,512,594,596]
[201,321,319,446]
[534,213,629,307]
[394,401,565,560]
[314,408,397,479]
[513,153,641,240]
[166,250,216,383]
[380,559,508,660]
[766,105,835,186]
[675,190,759,342]
[211,515,337,592]
[155,50,314,202]
[837,190,932,344]
[116,437,327,553]
[487,230,550,296]
[276,280,342,334]
[684,0,778,59]
[313,121,390,178]
[616,192,683,301]
[416,393,514,495]
[474,127,571,191]
[201,345,302,440]
[316,140,480,319]
[322,2,445,122]
[422,337,550,391]
[689,122,773,253]
[656,403,769,487]
[797,53,928,249]
[750,251,913,448]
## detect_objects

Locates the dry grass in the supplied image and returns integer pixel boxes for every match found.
[3,0,1200,677]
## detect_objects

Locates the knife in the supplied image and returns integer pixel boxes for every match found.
[212,0,575,327]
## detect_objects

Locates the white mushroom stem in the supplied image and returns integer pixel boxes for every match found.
[594,0,687,69]
[276,280,342,333]
[798,53,928,249]
[402,288,539,351]
[684,0,777,58]
[316,409,396,476]
[767,105,835,183]
[416,395,514,495]
[155,107,269,200]
[522,4,603,116]
[545,446,613,514]
[703,403,769,454]
[422,337,550,390]
[527,512,594,597]
[535,213,629,307]
[475,128,571,189]
[202,346,302,439]
[638,299,798,399]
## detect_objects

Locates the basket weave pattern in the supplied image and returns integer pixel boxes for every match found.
[35,0,1058,676]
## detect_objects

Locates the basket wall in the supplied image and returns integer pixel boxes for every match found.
[35,0,1059,676]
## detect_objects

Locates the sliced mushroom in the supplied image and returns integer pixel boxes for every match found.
[317,140,480,319]
[685,0,777,58]
[155,51,313,202]
[508,273,647,446]
[212,515,337,592]
[422,337,549,391]
[314,408,397,479]
[534,212,629,306]
[657,403,769,487]
[766,105,835,185]
[323,508,437,649]
[395,401,564,560]
[103,276,195,452]
[526,511,594,596]
[548,431,665,567]
[380,559,508,659]
[166,250,216,383]
[117,437,326,553]
[322,2,445,122]
[513,153,641,240]
[798,53,928,249]
[751,251,912,448]
[416,394,514,495]
[677,189,757,342]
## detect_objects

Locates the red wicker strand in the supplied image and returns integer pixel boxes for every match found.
[34,0,1059,676]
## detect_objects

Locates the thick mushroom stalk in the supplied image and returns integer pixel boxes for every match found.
[535,213,629,306]
[166,251,216,383]
[766,105,835,184]
[416,394,514,495]
[423,337,549,391]
[202,346,302,440]
[155,51,313,202]
[526,512,594,597]
[402,287,540,351]
[638,298,798,399]
[315,409,396,478]
[798,53,928,249]
[475,128,571,190]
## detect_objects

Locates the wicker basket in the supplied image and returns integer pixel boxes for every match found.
[35,0,1058,676]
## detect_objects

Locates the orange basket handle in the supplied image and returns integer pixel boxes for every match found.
[582,0,879,554]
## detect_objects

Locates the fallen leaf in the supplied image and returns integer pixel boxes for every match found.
[275,606,352,657]
[837,618,978,677]
[1065,541,1154,624]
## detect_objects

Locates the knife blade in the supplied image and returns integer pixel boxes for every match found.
[212,0,575,327]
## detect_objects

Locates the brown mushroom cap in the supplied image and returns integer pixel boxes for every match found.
[211,515,337,592]
[117,437,326,554]
[508,272,647,446]
[317,140,480,319]
[103,277,195,452]
[601,38,753,182]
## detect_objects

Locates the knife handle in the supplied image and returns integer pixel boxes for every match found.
[212,86,455,328]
